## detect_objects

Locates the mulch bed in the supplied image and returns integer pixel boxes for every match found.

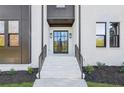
[84,66,124,85]
[0,68,38,84]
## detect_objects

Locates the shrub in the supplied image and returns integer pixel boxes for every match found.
[85,65,94,74]
[119,67,124,73]
[96,62,106,68]
[8,68,16,75]
[27,67,33,74]
[119,62,124,73]
[0,69,2,74]
[121,62,124,66]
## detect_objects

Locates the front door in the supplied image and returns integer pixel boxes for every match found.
[53,30,68,54]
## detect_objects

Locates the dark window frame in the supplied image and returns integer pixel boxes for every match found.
[53,30,69,54]
[109,22,120,48]
[96,22,107,48]
[8,20,20,47]
[0,19,20,47]
[0,21,5,47]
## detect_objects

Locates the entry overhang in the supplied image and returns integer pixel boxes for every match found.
[47,5,75,27]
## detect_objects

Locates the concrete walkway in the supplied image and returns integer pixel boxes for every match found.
[33,56,87,87]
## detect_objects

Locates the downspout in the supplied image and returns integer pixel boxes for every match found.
[79,5,81,53]
[41,5,44,50]
[79,5,84,79]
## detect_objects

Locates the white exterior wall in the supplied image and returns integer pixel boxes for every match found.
[31,5,42,67]
[82,5,124,66]
[43,5,49,54]
[1,5,124,71]
[0,5,42,71]
[72,5,79,46]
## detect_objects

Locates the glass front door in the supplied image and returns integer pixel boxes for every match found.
[53,30,68,53]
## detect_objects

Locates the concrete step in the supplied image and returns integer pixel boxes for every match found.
[33,78,87,87]
[34,56,87,87]
[39,56,81,79]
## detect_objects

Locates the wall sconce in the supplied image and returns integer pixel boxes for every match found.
[69,33,72,38]
[50,33,52,38]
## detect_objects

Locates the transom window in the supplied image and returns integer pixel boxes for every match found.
[56,5,66,8]
[96,22,106,47]
[109,22,120,47]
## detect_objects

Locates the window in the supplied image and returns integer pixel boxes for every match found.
[109,22,120,47]
[56,5,66,8]
[0,21,5,47]
[8,21,19,46]
[0,20,19,47]
[96,22,106,47]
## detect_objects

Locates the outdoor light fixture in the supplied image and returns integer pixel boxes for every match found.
[69,33,72,38]
[50,33,52,38]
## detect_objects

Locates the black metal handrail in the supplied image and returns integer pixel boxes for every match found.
[75,45,83,79]
[38,45,47,79]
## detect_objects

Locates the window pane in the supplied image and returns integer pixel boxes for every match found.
[56,5,65,8]
[110,36,119,47]
[0,35,5,46]
[0,21,4,33]
[109,22,120,47]
[96,23,106,35]
[8,21,19,33]
[96,36,105,47]
[9,35,19,46]
[109,22,119,35]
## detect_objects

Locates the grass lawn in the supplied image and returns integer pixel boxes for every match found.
[87,81,123,87]
[0,82,34,87]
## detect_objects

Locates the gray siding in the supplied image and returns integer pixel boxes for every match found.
[0,5,31,64]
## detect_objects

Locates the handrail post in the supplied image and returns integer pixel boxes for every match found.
[38,45,47,79]
[75,44,84,79]
[38,56,41,79]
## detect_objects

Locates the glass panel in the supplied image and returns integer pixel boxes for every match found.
[96,23,105,35]
[61,32,65,37]
[58,32,61,37]
[0,35,5,46]
[109,22,119,47]
[54,32,57,37]
[8,21,19,33]
[56,5,65,8]
[96,36,105,47]
[0,21,4,33]
[110,36,119,47]
[9,35,19,46]
[109,22,119,35]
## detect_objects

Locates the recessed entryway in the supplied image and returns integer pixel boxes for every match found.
[48,27,74,56]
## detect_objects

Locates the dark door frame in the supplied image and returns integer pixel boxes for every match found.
[53,30,69,54]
